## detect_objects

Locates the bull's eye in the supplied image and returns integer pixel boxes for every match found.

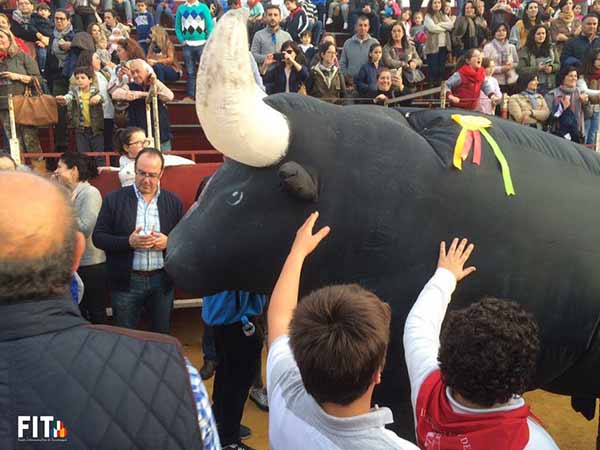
[227,190,244,206]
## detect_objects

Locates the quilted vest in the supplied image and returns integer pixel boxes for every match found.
[453,70,483,111]
[0,297,202,450]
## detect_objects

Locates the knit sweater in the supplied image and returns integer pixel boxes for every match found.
[175,0,214,46]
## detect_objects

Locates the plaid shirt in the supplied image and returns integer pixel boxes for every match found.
[132,183,164,271]
[185,358,221,450]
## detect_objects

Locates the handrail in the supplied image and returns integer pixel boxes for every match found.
[21,150,223,167]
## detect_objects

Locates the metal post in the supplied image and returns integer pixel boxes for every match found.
[146,100,155,148]
[440,81,447,109]
[152,79,161,149]
[501,94,509,120]
[7,94,21,164]
[594,110,600,152]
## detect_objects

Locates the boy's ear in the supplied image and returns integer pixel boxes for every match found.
[372,369,382,386]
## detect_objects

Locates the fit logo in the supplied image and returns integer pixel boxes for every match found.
[17,416,68,441]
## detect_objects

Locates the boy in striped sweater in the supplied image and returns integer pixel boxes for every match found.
[175,0,214,101]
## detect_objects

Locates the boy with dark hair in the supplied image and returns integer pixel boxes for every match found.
[267,212,418,450]
[404,238,559,449]
[134,0,154,54]
[56,66,104,155]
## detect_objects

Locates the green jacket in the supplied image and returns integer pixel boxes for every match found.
[65,85,104,136]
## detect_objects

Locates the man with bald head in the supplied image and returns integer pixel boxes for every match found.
[0,171,211,449]
[111,59,175,151]
[93,148,183,334]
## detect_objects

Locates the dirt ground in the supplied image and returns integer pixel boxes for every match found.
[171,308,598,450]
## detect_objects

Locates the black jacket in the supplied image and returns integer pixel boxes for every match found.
[560,34,600,66]
[92,185,183,289]
[0,297,202,450]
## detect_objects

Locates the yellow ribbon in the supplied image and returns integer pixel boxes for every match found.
[451,114,516,196]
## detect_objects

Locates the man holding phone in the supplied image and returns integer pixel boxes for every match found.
[251,4,292,66]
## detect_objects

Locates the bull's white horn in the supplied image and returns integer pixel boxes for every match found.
[196,9,290,167]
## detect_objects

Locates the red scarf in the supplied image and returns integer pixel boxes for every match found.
[457,64,485,84]
[452,64,485,110]
[415,370,533,450]
[288,5,304,22]
[588,69,600,80]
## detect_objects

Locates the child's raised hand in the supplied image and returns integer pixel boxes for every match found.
[55,95,67,105]
[90,94,102,105]
[290,211,330,260]
[437,238,476,282]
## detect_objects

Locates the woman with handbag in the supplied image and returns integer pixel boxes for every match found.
[424,0,454,86]
[0,28,43,168]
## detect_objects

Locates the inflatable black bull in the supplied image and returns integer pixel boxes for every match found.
[165,9,600,445]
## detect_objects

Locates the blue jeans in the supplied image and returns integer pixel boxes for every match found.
[183,44,204,98]
[36,47,47,73]
[586,110,599,145]
[111,271,174,333]
[153,63,181,83]
[155,3,175,24]
[426,47,448,85]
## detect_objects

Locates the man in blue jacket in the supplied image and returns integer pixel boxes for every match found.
[93,148,183,333]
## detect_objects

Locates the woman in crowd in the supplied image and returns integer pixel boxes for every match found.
[115,37,145,64]
[550,0,581,56]
[53,152,108,324]
[446,48,500,110]
[452,1,480,58]
[0,13,31,56]
[545,66,590,143]
[508,72,550,127]
[383,22,422,70]
[509,0,542,49]
[356,43,385,97]
[146,25,182,83]
[578,49,600,144]
[88,22,113,68]
[307,41,346,102]
[260,40,309,95]
[483,22,519,93]
[108,127,193,186]
[309,32,337,67]
[10,0,39,57]
[474,0,490,45]
[424,0,453,86]
[0,28,42,168]
[477,57,502,113]
[518,24,558,94]
[487,0,516,31]
[370,68,404,104]
[399,8,412,38]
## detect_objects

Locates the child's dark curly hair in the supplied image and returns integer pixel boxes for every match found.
[438,297,539,407]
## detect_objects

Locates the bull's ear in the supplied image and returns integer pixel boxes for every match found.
[278,161,319,202]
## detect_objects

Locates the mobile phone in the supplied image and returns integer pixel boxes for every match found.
[273,52,285,62]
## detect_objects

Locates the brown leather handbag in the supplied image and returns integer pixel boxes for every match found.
[13,77,58,127]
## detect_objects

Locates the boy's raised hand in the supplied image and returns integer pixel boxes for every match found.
[438,238,476,282]
[290,211,331,260]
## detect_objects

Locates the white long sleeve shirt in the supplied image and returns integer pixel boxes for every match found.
[403,269,560,450]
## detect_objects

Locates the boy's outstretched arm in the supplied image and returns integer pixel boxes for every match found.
[403,238,476,407]
[268,212,330,348]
